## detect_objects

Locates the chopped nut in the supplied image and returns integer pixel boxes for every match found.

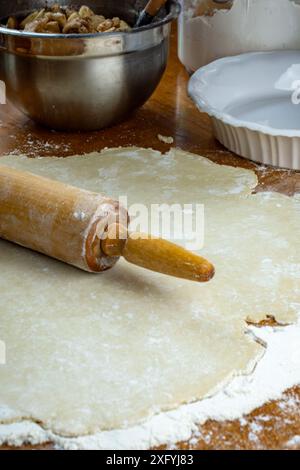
[7,16,18,29]
[66,8,76,18]
[119,20,131,32]
[67,12,80,22]
[63,19,89,34]
[112,17,121,28]
[24,18,49,33]
[20,11,39,29]
[78,5,94,19]
[9,6,131,35]
[45,12,67,29]
[104,27,116,33]
[87,14,106,32]
[44,21,61,34]
[20,9,45,29]
[97,19,113,32]
[50,3,61,13]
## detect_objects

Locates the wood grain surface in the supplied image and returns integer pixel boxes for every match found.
[0,26,299,451]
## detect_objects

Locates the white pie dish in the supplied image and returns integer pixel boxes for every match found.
[188,51,300,170]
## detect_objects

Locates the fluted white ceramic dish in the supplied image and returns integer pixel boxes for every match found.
[188,51,300,170]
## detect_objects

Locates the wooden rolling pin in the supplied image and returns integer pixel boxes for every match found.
[0,166,215,282]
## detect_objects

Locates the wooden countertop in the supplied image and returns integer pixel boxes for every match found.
[0,26,300,451]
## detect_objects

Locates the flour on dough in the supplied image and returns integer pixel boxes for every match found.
[0,147,299,437]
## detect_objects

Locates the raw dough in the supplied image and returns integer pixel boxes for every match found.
[0,147,299,437]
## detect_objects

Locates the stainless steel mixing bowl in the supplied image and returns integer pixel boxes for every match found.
[0,1,179,131]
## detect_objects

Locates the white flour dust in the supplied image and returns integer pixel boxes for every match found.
[0,321,299,449]
[0,147,299,449]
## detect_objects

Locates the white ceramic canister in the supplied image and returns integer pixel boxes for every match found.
[178,0,300,73]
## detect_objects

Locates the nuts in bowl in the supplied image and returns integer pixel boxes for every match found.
[0,0,180,131]
[6,3,131,34]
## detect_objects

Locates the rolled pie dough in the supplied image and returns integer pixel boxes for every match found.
[0,147,299,437]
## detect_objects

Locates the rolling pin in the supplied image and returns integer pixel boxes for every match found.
[0,165,215,282]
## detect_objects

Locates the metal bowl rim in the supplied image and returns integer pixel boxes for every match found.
[0,1,180,39]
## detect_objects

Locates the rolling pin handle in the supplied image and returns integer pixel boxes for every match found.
[101,223,215,283]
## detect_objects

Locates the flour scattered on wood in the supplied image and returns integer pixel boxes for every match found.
[0,322,299,449]
[7,134,71,157]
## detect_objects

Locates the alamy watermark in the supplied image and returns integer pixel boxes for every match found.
[97,197,206,252]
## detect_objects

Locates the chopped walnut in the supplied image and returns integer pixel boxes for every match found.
[67,12,80,22]
[20,9,45,29]
[97,19,113,32]
[7,16,18,29]
[119,20,131,32]
[44,21,61,33]
[87,14,106,31]
[45,12,67,29]
[112,17,121,28]
[63,18,90,35]
[50,3,61,14]
[24,17,49,33]
[8,5,132,35]
[78,6,94,19]
[66,8,76,18]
